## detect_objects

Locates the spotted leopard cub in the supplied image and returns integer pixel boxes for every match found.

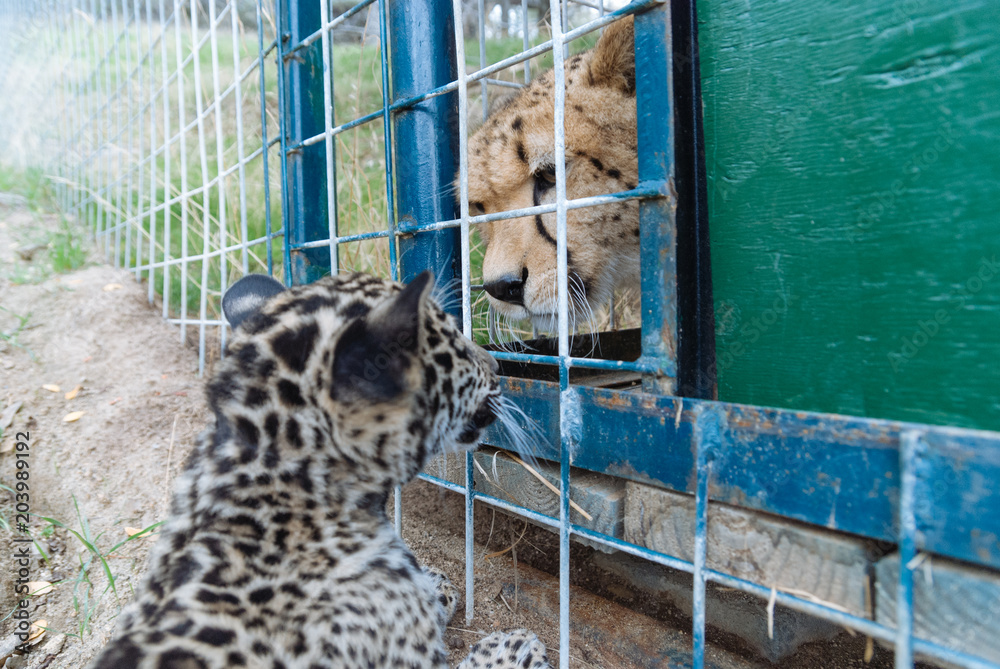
[88,271,548,669]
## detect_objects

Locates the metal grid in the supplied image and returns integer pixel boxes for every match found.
[2,1,1000,669]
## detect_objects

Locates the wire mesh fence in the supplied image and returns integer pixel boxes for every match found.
[2,1,999,669]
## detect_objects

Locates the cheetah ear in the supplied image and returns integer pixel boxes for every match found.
[590,16,635,95]
[331,271,434,403]
[223,274,286,330]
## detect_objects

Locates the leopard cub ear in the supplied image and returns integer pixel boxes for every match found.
[590,16,635,95]
[331,271,434,403]
[223,274,286,330]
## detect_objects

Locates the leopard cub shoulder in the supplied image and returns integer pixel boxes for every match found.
[88,271,548,669]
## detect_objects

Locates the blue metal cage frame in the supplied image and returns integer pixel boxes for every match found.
[271,0,1000,667]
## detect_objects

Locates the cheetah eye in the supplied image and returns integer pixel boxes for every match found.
[470,202,485,216]
[535,164,557,188]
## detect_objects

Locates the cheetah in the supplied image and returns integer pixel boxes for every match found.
[87,271,549,669]
[464,17,638,335]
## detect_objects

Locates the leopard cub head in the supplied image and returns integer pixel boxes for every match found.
[217,271,501,489]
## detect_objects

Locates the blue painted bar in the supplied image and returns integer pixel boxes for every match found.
[387,0,461,291]
[482,377,1000,571]
[634,4,678,391]
[277,0,332,284]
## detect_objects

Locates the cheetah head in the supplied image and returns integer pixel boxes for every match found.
[219,271,502,488]
[464,17,638,335]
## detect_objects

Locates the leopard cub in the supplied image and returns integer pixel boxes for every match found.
[89,271,548,669]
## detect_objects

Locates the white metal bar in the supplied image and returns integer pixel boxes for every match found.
[110,0,123,266]
[450,0,474,627]
[132,0,145,278]
[521,0,529,82]
[145,0,158,302]
[207,0,228,353]
[478,0,487,123]
[230,0,250,275]
[549,0,571,666]
[192,0,214,373]
[160,0,173,318]
[173,0,190,340]
[319,0,338,275]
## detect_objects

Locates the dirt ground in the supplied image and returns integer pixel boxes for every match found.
[0,199,640,669]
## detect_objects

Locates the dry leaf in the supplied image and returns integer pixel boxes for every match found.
[67,278,83,285]
[26,619,46,643]
[125,527,149,537]
[63,411,85,423]
[109,397,122,405]
[0,401,22,431]
[65,385,82,400]
[42,384,61,393]
[26,581,53,596]
[102,283,123,292]
[0,441,13,454]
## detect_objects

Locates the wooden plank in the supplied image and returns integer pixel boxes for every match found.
[624,482,871,617]
[875,553,1000,664]
[589,549,844,663]
[697,0,1000,431]
[424,451,626,539]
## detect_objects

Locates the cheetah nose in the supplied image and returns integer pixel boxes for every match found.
[483,273,525,306]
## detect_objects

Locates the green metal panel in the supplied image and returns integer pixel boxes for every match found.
[697,0,1000,431]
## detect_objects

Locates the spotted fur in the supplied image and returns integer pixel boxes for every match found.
[88,271,548,669]
[464,17,639,333]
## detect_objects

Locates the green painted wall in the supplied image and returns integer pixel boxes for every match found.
[696,0,1000,431]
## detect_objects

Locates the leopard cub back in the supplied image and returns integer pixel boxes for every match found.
[88,271,548,669]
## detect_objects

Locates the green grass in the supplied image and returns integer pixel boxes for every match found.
[49,219,89,273]
[0,306,35,360]
[34,497,163,637]
[0,165,56,212]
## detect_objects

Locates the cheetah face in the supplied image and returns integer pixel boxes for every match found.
[220,271,501,486]
[463,18,639,335]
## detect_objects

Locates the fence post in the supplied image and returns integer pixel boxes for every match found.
[634,3,679,395]
[277,0,331,285]
[387,0,461,296]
